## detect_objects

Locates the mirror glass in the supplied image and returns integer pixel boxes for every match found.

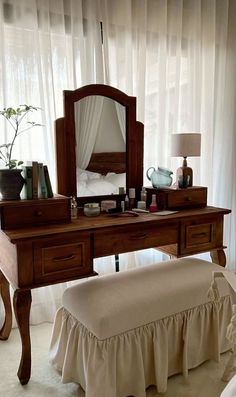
[74,96,126,197]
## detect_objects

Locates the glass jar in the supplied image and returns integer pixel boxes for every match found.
[84,203,100,217]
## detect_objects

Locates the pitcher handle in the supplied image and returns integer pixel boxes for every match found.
[146,167,155,181]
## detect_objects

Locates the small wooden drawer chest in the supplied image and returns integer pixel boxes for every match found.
[0,195,71,230]
[146,186,207,211]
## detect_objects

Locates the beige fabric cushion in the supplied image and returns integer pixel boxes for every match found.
[62,258,230,340]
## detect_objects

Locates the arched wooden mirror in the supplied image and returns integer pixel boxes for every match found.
[55,84,144,203]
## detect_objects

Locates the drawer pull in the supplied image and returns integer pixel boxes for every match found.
[130,234,147,240]
[185,196,192,201]
[53,254,76,262]
[191,232,206,238]
[34,210,43,217]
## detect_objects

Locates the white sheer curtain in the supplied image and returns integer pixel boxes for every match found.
[115,102,126,142]
[0,0,105,325]
[0,0,104,186]
[0,0,235,326]
[75,96,104,169]
[101,0,236,269]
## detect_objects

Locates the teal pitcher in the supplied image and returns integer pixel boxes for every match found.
[146,166,173,188]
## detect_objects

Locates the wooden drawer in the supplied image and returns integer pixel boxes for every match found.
[33,232,93,284]
[0,196,71,229]
[146,186,207,210]
[180,215,223,256]
[167,188,207,209]
[94,222,178,257]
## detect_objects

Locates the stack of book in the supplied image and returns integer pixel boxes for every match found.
[21,161,53,199]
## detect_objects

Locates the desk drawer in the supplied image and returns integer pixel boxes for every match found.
[33,232,92,284]
[180,216,223,255]
[146,187,207,210]
[167,189,207,209]
[94,222,178,257]
[0,197,70,229]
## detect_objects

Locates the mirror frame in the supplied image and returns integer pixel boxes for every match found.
[55,84,143,203]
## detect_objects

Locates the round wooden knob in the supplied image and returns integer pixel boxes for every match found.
[35,210,43,217]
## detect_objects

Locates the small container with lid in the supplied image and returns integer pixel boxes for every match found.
[84,203,100,217]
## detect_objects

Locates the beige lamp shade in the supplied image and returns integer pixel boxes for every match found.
[171,133,201,157]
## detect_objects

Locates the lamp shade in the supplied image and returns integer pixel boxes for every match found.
[171,133,201,157]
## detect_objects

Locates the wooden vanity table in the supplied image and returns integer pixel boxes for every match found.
[0,205,231,384]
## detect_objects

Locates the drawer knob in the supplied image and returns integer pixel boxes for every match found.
[185,196,192,201]
[34,210,43,217]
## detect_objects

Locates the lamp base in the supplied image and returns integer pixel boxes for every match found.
[176,166,193,188]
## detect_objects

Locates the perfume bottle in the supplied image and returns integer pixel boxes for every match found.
[129,188,136,209]
[140,187,147,209]
[125,195,129,210]
[71,196,78,219]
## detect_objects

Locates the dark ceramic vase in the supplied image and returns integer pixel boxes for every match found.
[0,169,25,200]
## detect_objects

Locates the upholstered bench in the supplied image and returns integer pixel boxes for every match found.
[49,258,234,397]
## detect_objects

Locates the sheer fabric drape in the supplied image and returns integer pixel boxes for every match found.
[0,0,103,185]
[75,96,104,169]
[115,102,126,142]
[0,0,235,326]
[0,0,105,326]
[101,0,236,268]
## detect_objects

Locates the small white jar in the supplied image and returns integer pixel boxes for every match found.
[84,203,100,217]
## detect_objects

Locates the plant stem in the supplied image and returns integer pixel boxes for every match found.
[8,121,19,164]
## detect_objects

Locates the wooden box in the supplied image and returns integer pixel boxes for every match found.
[145,186,207,211]
[0,194,71,230]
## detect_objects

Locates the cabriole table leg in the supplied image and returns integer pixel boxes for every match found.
[13,289,32,385]
[0,270,12,340]
[210,249,226,267]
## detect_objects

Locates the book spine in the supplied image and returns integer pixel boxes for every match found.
[21,166,33,199]
[38,163,48,198]
[32,161,39,199]
[43,165,53,198]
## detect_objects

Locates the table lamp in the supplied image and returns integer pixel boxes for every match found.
[171,133,201,188]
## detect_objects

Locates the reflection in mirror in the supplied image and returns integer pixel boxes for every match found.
[74,96,126,197]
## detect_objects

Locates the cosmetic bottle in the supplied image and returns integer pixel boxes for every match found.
[129,188,136,209]
[149,194,157,212]
[71,196,78,219]
[140,187,147,209]
[125,195,129,210]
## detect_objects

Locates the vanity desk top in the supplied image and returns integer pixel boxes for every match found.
[3,205,230,242]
